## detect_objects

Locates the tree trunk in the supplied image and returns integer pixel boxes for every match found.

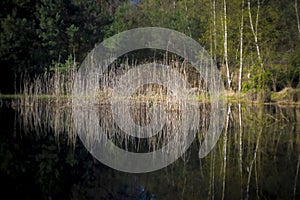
[248,0,265,95]
[223,0,231,91]
[238,0,244,92]
[213,0,217,61]
[248,0,263,69]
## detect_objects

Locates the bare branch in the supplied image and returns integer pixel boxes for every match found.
[296,0,300,35]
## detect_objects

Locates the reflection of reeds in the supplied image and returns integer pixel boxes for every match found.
[73,101,206,155]
[13,95,208,158]
[12,98,76,146]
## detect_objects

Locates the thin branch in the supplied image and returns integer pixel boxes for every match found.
[293,155,300,200]
[255,0,260,37]
[296,0,300,35]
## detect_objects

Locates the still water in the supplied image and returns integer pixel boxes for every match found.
[0,98,300,199]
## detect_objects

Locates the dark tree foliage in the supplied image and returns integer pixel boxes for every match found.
[0,0,119,92]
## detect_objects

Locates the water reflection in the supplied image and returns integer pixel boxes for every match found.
[73,99,209,173]
[1,99,300,199]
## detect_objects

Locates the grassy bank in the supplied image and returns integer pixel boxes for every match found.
[225,87,300,105]
[1,88,299,106]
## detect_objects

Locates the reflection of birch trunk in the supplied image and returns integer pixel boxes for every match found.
[208,151,215,199]
[293,155,300,200]
[181,163,187,200]
[294,107,300,199]
[254,157,259,199]
[246,106,263,200]
[222,103,231,200]
[238,103,243,198]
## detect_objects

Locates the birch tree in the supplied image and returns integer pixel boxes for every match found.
[248,0,263,69]
[213,0,217,61]
[223,0,232,90]
[238,0,245,92]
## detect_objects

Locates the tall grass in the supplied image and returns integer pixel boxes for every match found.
[19,56,77,100]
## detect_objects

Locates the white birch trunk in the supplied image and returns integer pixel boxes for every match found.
[238,0,244,92]
[223,0,231,90]
[248,0,263,69]
[213,0,217,61]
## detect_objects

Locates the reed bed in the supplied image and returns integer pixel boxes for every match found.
[12,55,212,153]
[12,59,77,145]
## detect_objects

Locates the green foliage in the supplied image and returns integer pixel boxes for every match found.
[35,0,64,59]
[0,0,115,76]
[107,0,204,39]
[291,45,300,88]
[105,2,132,36]
[49,55,77,73]
[242,62,272,92]
[66,24,79,51]
[269,64,300,91]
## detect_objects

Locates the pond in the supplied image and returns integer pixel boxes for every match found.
[0,98,300,199]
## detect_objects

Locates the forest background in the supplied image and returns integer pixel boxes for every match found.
[1,0,300,100]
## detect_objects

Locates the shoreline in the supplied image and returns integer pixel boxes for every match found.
[1,88,299,106]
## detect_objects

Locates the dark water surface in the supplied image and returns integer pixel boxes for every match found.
[0,99,300,199]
